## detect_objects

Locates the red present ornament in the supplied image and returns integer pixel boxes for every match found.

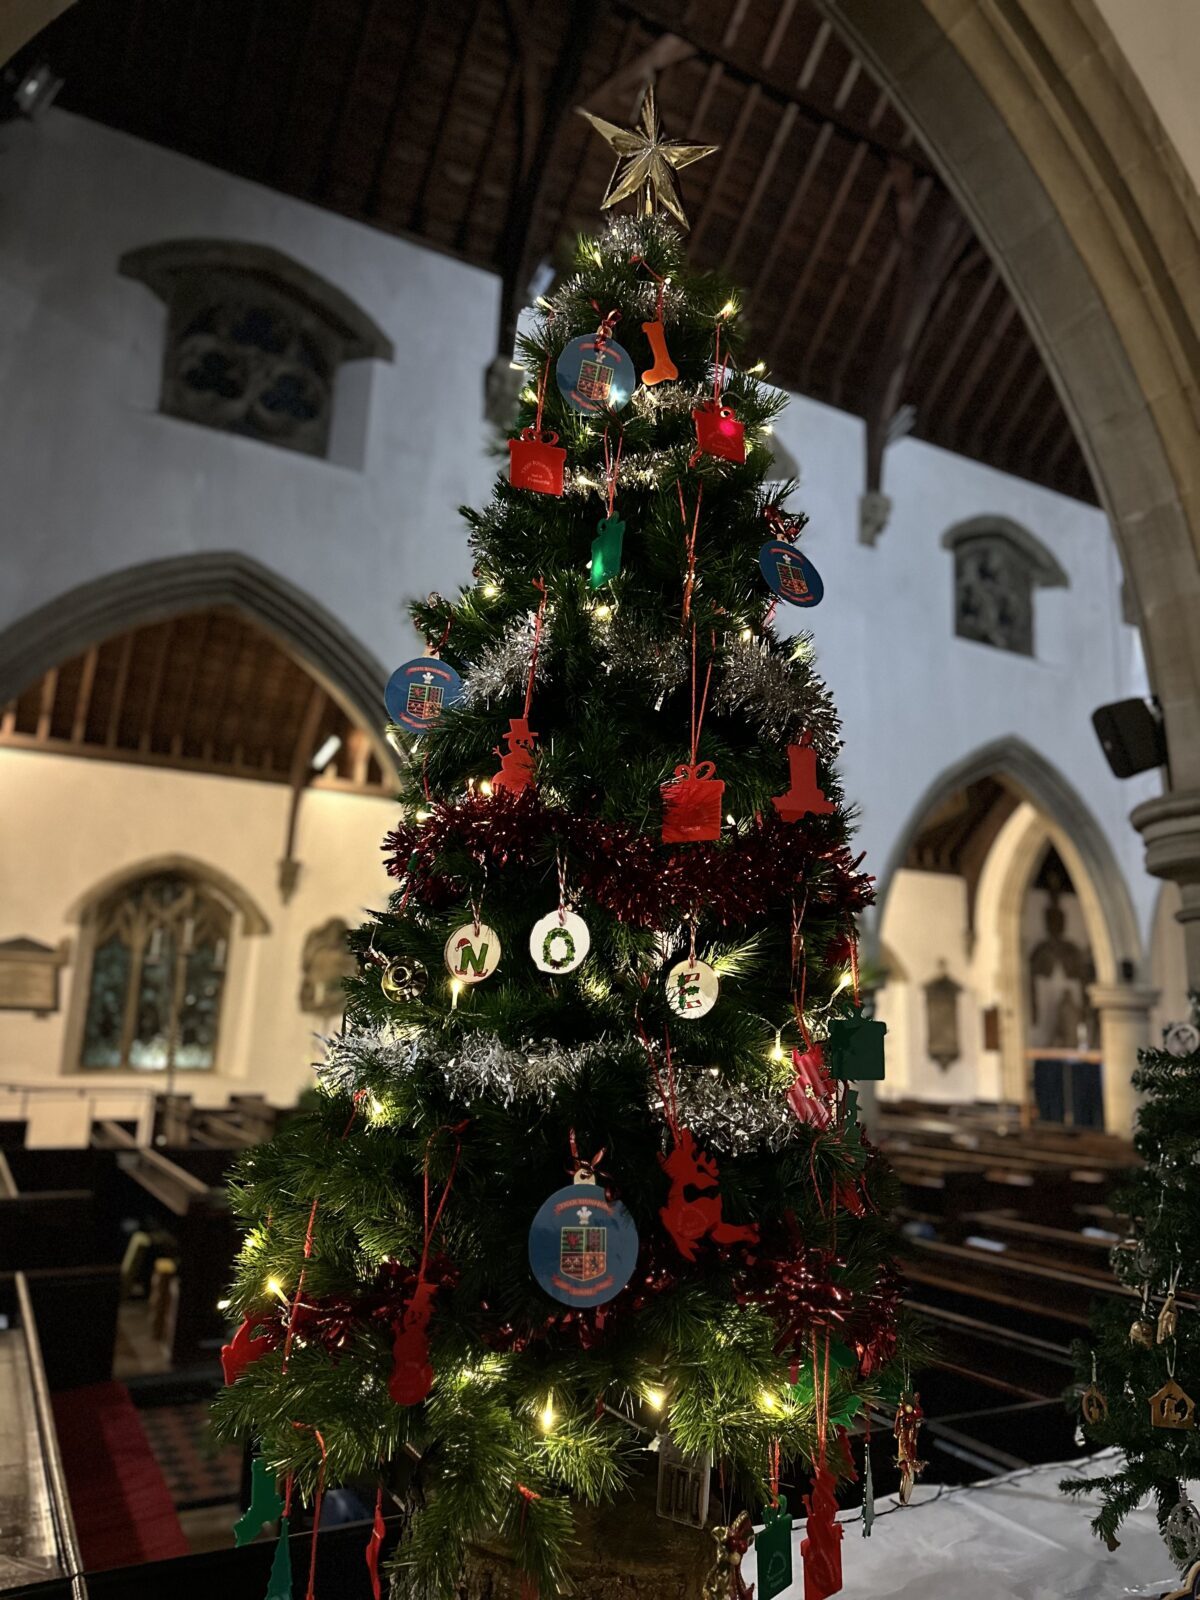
[773,736,835,822]
[692,401,745,463]
[508,428,565,495]
[661,759,724,843]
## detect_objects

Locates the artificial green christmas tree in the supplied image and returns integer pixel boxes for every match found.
[1064,1003,1200,1573]
[214,99,905,1600]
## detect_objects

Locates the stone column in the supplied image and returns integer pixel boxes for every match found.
[1087,981,1159,1136]
[1132,791,1200,989]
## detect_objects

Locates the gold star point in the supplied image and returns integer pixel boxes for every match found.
[577,84,718,230]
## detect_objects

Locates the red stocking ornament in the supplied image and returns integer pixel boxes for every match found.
[659,1127,759,1261]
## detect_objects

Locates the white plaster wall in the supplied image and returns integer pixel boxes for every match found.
[0,108,1181,1115]
[0,748,395,1120]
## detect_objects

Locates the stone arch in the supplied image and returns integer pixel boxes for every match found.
[0,551,392,770]
[65,852,270,937]
[876,736,1143,983]
[815,0,1200,969]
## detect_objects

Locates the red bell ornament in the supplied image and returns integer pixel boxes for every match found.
[773,737,835,822]
[661,759,724,843]
[508,428,565,496]
[692,401,745,463]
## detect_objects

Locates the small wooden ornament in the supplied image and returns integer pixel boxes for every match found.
[1159,1291,1179,1343]
[665,957,720,1020]
[1162,1559,1200,1600]
[443,923,502,983]
[1080,1383,1108,1425]
[1129,1317,1156,1348]
[1149,1379,1196,1430]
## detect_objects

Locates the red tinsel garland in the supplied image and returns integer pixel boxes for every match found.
[383,788,872,931]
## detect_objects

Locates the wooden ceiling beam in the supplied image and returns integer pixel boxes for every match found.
[138,622,172,756]
[749,121,832,305]
[722,102,795,274]
[690,82,760,250]
[364,0,431,218]
[965,337,1036,459]
[768,139,871,367]
[609,0,938,178]
[410,0,486,236]
[169,614,214,759]
[71,646,99,745]
[493,0,597,359]
[919,264,999,423]
[315,0,382,202]
[35,666,58,744]
[105,632,134,749]
[858,172,972,500]
[941,297,1018,436]
[991,367,1052,463]
[582,31,697,117]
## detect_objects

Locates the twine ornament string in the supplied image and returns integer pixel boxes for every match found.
[282,1090,366,1372]
[555,851,570,925]
[288,1423,327,1600]
[677,480,703,625]
[636,1016,680,1139]
[523,578,548,720]
[689,622,715,767]
[602,425,624,519]
[629,253,668,323]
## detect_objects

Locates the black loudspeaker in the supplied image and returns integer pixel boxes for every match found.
[1092,697,1167,778]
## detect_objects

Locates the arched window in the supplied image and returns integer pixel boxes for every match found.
[118,239,393,460]
[942,516,1068,657]
[79,873,232,1072]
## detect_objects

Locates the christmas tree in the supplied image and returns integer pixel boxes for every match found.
[215,95,906,1600]
[1063,1003,1200,1572]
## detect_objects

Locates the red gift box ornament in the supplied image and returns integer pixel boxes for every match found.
[772,735,835,822]
[661,759,724,843]
[508,428,565,496]
[787,1044,835,1129]
[692,401,745,463]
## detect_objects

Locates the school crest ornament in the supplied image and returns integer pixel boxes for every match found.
[758,540,824,608]
[385,657,464,734]
[528,1179,639,1307]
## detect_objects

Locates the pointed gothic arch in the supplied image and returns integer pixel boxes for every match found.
[0,551,391,770]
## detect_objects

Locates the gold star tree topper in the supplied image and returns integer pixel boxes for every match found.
[578,84,717,230]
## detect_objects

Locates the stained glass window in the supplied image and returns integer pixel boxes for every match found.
[79,874,231,1072]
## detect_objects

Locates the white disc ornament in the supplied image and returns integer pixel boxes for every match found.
[1164,1020,1200,1058]
[665,958,719,1020]
[530,910,590,974]
[444,923,502,984]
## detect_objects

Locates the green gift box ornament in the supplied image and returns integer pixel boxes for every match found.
[826,1004,887,1081]
[590,515,625,589]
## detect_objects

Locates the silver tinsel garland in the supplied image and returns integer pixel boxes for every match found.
[317,1029,803,1154]
[461,611,545,707]
[713,637,840,753]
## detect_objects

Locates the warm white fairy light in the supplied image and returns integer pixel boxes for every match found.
[483,582,499,598]
[759,1389,778,1411]
[266,1277,289,1305]
[479,779,494,797]
[644,1386,666,1411]
[836,970,854,993]
[541,1394,556,1431]
[450,978,464,1010]
[415,807,431,823]
[771,1031,786,1063]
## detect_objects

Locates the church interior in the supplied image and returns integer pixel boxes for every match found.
[2,2,1199,1598]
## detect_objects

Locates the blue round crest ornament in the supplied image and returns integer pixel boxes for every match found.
[528,1179,639,1307]
[758,540,824,608]
[555,334,636,415]
[385,657,464,735]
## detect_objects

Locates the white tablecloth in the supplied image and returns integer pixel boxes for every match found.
[741,1451,1184,1600]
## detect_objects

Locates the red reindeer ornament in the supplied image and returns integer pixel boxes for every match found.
[659,1127,760,1261]
[388,1278,438,1406]
[221,1315,273,1386]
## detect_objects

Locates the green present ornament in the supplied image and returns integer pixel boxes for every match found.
[264,1517,293,1599]
[757,1494,793,1600]
[826,1004,886,1080]
[589,515,625,588]
[234,1455,283,1546]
